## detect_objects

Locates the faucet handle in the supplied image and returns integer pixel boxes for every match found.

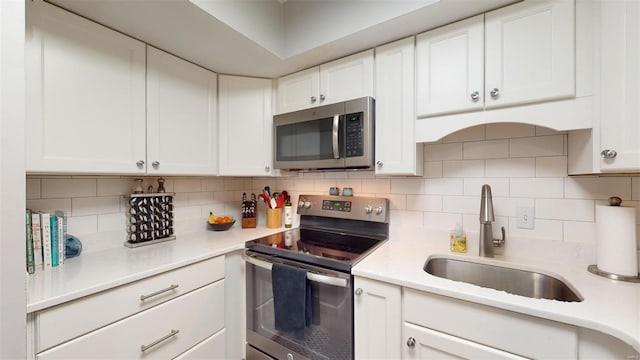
[493,226,506,248]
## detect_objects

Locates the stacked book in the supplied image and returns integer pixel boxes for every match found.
[25,209,67,274]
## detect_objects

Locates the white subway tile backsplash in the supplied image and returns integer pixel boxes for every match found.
[66,215,98,236]
[97,178,131,196]
[407,195,442,212]
[509,135,565,158]
[41,178,96,199]
[485,158,535,177]
[98,213,126,233]
[72,196,120,217]
[347,171,375,179]
[293,179,315,192]
[390,210,424,227]
[391,178,424,194]
[486,123,535,139]
[565,177,632,200]
[188,192,215,206]
[336,179,363,194]
[463,140,509,159]
[174,179,202,193]
[424,143,463,161]
[510,178,564,198]
[425,178,463,195]
[26,198,72,214]
[362,179,391,193]
[442,125,485,143]
[174,206,203,221]
[463,178,509,197]
[424,161,443,178]
[535,156,567,177]
[442,196,480,215]
[386,194,407,210]
[536,199,594,222]
[424,212,462,230]
[563,221,596,244]
[443,160,485,177]
[313,179,338,193]
[508,218,563,241]
[203,178,225,192]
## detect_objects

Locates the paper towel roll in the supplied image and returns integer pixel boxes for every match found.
[596,205,638,276]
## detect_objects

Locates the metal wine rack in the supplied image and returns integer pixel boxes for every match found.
[124,193,175,248]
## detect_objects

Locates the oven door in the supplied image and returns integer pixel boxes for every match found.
[245,251,353,360]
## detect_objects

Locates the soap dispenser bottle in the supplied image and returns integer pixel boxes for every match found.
[450,223,467,253]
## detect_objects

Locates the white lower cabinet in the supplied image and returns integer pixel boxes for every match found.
[353,277,402,360]
[403,322,525,359]
[33,256,226,359]
[174,328,226,359]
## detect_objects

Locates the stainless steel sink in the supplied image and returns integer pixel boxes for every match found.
[424,256,583,302]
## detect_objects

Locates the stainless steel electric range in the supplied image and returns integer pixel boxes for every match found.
[245,194,390,360]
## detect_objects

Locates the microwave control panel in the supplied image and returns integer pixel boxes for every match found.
[345,112,364,157]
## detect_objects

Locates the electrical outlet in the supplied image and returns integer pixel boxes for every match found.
[517,206,534,229]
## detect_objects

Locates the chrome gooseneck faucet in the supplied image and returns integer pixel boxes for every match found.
[479,184,505,257]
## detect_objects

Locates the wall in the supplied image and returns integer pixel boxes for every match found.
[26,123,640,269]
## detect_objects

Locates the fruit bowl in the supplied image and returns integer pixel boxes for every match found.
[207,220,235,231]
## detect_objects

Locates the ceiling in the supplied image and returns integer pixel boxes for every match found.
[47,0,518,78]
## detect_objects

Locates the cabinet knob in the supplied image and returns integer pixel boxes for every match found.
[376,161,383,167]
[406,337,416,348]
[136,160,145,168]
[489,88,500,98]
[311,96,317,104]
[265,165,271,172]
[319,94,326,102]
[152,161,160,169]
[600,149,617,159]
[470,91,480,101]
[355,288,363,296]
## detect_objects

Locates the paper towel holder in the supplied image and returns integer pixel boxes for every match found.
[587,265,640,283]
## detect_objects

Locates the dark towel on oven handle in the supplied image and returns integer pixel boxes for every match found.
[272,263,312,338]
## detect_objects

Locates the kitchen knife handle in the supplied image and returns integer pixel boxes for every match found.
[332,114,340,159]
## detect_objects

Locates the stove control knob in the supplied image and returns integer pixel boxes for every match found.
[298,200,305,208]
[365,205,373,214]
[375,206,384,215]
[304,201,311,209]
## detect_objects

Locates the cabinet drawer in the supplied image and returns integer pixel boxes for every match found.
[175,328,226,360]
[38,280,225,359]
[36,256,224,351]
[403,289,577,359]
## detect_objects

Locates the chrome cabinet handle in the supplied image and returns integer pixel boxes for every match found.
[355,288,363,296]
[136,160,145,168]
[152,161,160,169]
[320,94,326,102]
[376,161,383,167]
[140,284,179,301]
[600,149,617,159]
[311,96,317,104]
[489,88,500,98]
[140,329,179,352]
[470,91,480,101]
[407,337,416,348]
[265,165,271,172]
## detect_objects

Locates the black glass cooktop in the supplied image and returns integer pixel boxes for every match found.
[245,228,385,272]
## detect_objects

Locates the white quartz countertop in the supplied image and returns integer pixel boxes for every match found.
[26,226,283,313]
[352,234,640,352]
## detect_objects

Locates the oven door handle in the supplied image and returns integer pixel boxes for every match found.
[244,255,349,288]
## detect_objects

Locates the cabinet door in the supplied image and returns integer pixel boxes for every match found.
[320,50,374,106]
[276,67,320,114]
[218,75,273,176]
[146,46,218,175]
[485,0,575,109]
[403,323,526,360]
[375,37,422,175]
[354,277,401,360]
[25,0,146,174]
[599,1,640,171]
[416,15,484,117]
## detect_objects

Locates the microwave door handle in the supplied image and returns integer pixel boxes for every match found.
[244,255,349,288]
[332,114,340,159]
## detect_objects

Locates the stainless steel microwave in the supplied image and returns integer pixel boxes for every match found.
[273,96,374,170]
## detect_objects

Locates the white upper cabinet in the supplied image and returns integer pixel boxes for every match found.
[484,0,575,109]
[276,50,374,114]
[218,75,274,176]
[416,15,484,117]
[598,0,640,172]
[146,46,218,176]
[375,37,423,176]
[26,0,146,174]
[416,0,575,119]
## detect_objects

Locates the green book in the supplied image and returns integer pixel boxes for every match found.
[50,215,59,267]
[26,209,35,274]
